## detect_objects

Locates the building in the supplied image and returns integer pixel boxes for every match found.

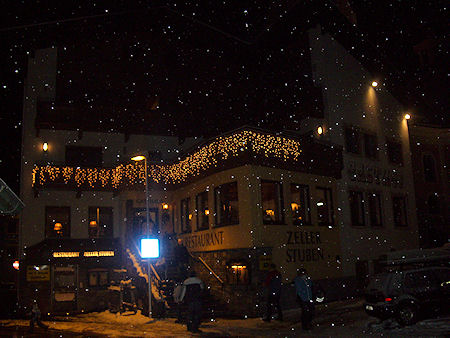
[409,123,449,248]
[19,14,420,315]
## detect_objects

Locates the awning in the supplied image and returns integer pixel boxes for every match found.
[0,178,24,215]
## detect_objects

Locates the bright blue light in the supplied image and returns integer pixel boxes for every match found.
[141,238,159,258]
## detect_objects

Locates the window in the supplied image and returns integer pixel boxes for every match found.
[290,184,311,225]
[261,180,284,224]
[348,190,365,226]
[316,187,334,226]
[88,207,113,238]
[387,141,403,165]
[214,182,239,226]
[392,195,407,227]
[180,198,191,233]
[345,127,360,154]
[226,262,249,285]
[65,146,102,167]
[364,133,378,159]
[196,191,209,231]
[368,193,383,227]
[404,271,438,290]
[45,206,70,238]
[423,154,437,182]
[427,194,440,214]
[88,269,109,287]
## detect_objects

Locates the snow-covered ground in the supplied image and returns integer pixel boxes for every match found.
[1,299,449,337]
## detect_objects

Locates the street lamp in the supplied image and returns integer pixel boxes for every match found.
[131,155,153,319]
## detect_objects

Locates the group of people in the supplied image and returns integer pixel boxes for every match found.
[173,270,205,333]
[263,263,320,331]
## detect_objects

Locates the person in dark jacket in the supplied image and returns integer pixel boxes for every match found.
[263,263,283,322]
[294,268,315,330]
[29,300,48,332]
[181,270,204,333]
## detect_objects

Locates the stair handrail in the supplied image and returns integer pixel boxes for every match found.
[189,251,225,285]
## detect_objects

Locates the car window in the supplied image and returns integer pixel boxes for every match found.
[404,270,438,289]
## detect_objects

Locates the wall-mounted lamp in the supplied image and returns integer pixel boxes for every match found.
[371,81,378,88]
[404,113,411,120]
[204,209,210,215]
[162,203,169,210]
[317,126,323,135]
[42,142,48,152]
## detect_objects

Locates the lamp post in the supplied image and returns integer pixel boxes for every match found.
[131,155,152,319]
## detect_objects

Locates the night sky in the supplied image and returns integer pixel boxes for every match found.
[1,1,448,193]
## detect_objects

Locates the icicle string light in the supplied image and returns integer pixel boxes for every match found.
[32,130,303,189]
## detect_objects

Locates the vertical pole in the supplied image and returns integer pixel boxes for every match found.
[144,157,152,318]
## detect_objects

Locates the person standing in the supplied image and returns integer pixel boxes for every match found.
[294,268,315,330]
[181,270,204,333]
[263,263,283,322]
[29,300,48,333]
[173,279,185,324]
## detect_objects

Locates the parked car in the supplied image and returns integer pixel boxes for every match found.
[364,267,450,325]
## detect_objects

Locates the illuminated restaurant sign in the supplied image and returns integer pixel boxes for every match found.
[53,251,115,258]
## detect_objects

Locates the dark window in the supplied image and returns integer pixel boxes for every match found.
[368,193,383,227]
[261,180,284,224]
[364,133,378,159]
[404,271,438,290]
[226,263,250,285]
[214,182,239,226]
[345,127,360,154]
[427,194,440,214]
[290,184,311,225]
[387,141,403,165]
[45,206,70,238]
[180,198,191,233]
[349,190,365,226]
[392,196,407,227]
[316,187,334,226]
[65,146,102,167]
[7,217,18,234]
[196,191,209,231]
[148,150,162,162]
[423,154,437,182]
[88,207,113,238]
[88,269,109,287]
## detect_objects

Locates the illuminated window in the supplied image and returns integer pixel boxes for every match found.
[387,140,403,165]
[88,269,109,287]
[196,191,209,231]
[316,187,334,226]
[364,133,378,159]
[290,184,311,226]
[261,180,284,225]
[214,182,239,226]
[45,206,70,238]
[349,190,365,226]
[392,195,407,227]
[368,192,383,227]
[226,262,249,285]
[88,207,113,238]
[423,154,437,182]
[344,127,360,154]
[180,198,191,233]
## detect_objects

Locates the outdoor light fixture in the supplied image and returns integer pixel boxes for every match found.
[404,113,411,120]
[42,142,48,152]
[162,203,169,210]
[13,260,19,270]
[317,201,324,207]
[131,155,146,161]
[141,238,160,259]
[371,81,378,87]
[317,126,323,135]
[204,209,210,215]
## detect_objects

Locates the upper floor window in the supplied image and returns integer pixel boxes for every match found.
[345,127,360,154]
[348,190,365,226]
[364,133,378,159]
[180,198,192,233]
[88,207,113,238]
[427,194,440,214]
[423,154,437,182]
[392,195,407,227]
[214,182,239,226]
[368,192,383,227]
[387,141,403,165]
[66,146,102,167]
[316,187,334,226]
[261,180,284,224]
[196,191,209,231]
[290,184,311,226]
[45,206,70,238]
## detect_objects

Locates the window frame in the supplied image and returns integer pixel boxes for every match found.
[386,140,403,166]
[45,206,71,238]
[180,198,192,233]
[290,183,311,226]
[195,191,210,231]
[363,132,378,159]
[392,195,408,227]
[316,187,334,226]
[344,126,361,154]
[88,206,114,238]
[368,192,383,227]
[87,269,110,287]
[214,181,239,227]
[348,190,365,227]
[261,180,285,225]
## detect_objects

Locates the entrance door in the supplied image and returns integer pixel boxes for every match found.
[131,208,159,238]
[52,265,78,313]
